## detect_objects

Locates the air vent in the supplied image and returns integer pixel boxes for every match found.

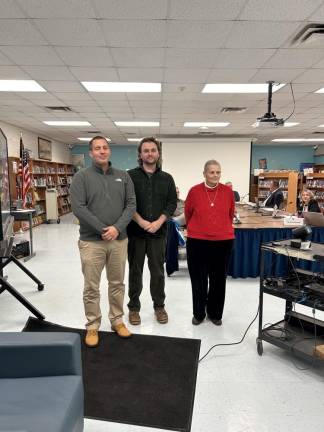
[82,130,101,134]
[312,131,324,134]
[221,107,247,113]
[291,23,324,46]
[45,106,72,112]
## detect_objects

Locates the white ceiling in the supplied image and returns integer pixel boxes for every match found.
[1,0,324,146]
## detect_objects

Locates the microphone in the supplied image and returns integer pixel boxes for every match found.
[239,192,250,203]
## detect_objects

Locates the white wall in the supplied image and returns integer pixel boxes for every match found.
[0,120,71,164]
[162,138,251,200]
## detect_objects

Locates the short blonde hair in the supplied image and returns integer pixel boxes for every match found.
[301,188,315,200]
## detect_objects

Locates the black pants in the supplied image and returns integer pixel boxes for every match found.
[186,238,234,321]
[128,236,166,311]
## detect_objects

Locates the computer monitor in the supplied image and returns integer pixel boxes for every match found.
[0,128,14,257]
[302,212,324,227]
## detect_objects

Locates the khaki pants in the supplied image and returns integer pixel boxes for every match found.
[78,238,128,330]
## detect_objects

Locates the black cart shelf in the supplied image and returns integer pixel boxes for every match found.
[257,240,324,363]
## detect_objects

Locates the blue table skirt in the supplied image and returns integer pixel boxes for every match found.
[228,227,324,278]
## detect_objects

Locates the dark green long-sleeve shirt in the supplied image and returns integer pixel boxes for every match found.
[70,163,136,241]
[127,166,177,238]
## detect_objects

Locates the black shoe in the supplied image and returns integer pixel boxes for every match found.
[210,318,222,326]
[192,317,204,325]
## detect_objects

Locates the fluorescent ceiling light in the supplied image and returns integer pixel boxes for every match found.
[43,121,92,126]
[115,121,159,127]
[315,87,324,93]
[184,122,230,127]
[127,138,142,142]
[272,138,324,142]
[284,122,299,127]
[82,82,161,92]
[318,124,324,127]
[0,80,46,92]
[202,83,285,93]
[305,138,324,142]
[272,139,304,142]
[78,137,111,141]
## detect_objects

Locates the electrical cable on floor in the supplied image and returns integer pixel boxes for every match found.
[198,306,259,363]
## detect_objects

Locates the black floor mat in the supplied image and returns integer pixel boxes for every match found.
[23,317,200,432]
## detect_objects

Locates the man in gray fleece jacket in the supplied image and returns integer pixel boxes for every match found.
[70,136,136,347]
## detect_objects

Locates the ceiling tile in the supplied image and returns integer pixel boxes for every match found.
[102,20,166,47]
[69,67,118,81]
[0,0,26,17]
[0,65,31,79]
[16,0,96,18]
[39,81,85,92]
[250,68,305,82]
[225,21,300,48]
[93,0,168,19]
[264,49,324,69]
[240,0,322,21]
[0,51,13,65]
[56,47,114,67]
[22,65,76,80]
[169,0,246,20]
[0,46,64,66]
[164,68,210,83]
[0,19,46,45]
[168,21,234,48]
[33,19,105,46]
[294,69,324,83]
[165,48,221,68]
[117,68,164,82]
[213,49,275,69]
[207,69,257,82]
[111,48,164,67]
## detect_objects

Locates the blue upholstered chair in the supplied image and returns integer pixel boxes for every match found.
[0,332,84,432]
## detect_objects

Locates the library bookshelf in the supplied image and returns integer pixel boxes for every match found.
[8,157,74,229]
[257,171,300,213]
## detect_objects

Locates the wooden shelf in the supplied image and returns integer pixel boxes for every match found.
[9,157,74,230]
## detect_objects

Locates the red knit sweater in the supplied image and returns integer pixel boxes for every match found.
[185,182,235,241]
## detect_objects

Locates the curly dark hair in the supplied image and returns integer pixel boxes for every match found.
[137,136,162,167]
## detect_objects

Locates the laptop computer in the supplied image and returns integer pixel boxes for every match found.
[303,211,324,227]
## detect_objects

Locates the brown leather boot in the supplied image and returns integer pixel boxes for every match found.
[111,323,132,338]
[85,329,99,347]
[155,307,168,324]
[129,310,141,325]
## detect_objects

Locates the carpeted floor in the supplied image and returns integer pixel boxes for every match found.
[24,317,200,432]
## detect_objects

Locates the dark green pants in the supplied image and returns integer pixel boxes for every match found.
[128,236,166,311]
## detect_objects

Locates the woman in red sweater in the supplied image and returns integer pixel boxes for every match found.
[185,160,235,326]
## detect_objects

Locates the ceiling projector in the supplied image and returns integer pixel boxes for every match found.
[253,81,284,128]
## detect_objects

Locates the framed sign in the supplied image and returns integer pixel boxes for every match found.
[38,137,52,160]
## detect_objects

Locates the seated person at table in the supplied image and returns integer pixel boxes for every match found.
[297,189,321,213]
[173,186,186,226]
[262,180,284,208]
[225,181,240,202]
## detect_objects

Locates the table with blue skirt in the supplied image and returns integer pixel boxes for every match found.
[228,207,324,278]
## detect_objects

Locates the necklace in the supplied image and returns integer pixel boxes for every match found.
[205,184,218,207]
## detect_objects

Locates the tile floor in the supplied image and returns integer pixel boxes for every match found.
[1,214,324,432]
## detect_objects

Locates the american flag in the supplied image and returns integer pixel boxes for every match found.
[19,135,31,208]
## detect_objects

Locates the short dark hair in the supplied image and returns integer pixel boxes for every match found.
[272,180,280,188]
[137,136,162,167]
[89,136,110,150]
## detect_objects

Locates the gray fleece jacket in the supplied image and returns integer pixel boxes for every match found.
[70,163,136,241]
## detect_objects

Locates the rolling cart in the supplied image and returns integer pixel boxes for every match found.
[45,188,60,224]
[257,239,324,362]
